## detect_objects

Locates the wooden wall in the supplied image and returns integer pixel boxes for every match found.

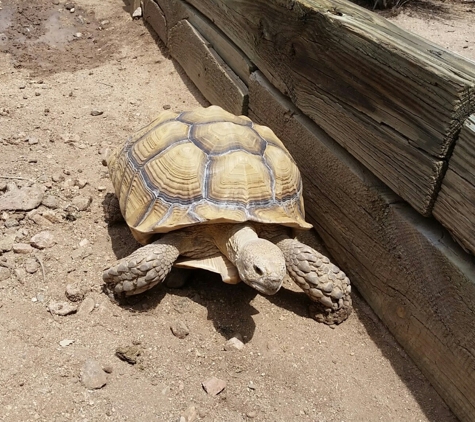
[133,0,475,420]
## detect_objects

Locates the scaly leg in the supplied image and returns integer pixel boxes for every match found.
[103,232,183,297]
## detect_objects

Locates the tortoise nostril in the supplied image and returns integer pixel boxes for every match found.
[253,265,263,276]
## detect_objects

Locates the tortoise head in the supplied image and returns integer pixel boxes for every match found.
[235,238,286,295]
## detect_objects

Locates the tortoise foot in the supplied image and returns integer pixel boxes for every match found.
[103,241,180,297]
[277,238,352,325]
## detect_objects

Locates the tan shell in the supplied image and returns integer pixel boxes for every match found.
[107,105,312,244]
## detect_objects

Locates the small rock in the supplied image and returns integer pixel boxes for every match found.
[47,301,78,316]
[246,411,257,418]
[52,0,59,5]
[41,210,62,223]
[201,377,226,396]
[90,110,103,116]
[65,283,84,302]
[102,364,113,374]
[74,32,82,38]
[75,179,87,189]
[51,174,64,183]
[0,235,14,252]
[170,321,189,339]
[224,335,245,351]
[115,345,141,364]
[25,258,39,274]
[13,243,33,254]
[28,137,39,145]
[132,6,142,18]
[42,195,59,209]
[64,3,75,10]
[0,184,44,212]
[72,196,91,211]
[4,218,19,228]
[30,213,52,226]
[79,238,89,247]
[163,104,171,110]
[80,359,107,390]
[77,296,95,315]
[30,231,55,249]
[14,268,27,282]
[0,267,11,282]
[59,339,75,347]
[70,7,75,13]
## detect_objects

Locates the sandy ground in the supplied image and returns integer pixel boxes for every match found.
[0,0,473,420]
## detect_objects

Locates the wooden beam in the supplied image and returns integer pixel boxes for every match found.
[143,0,167,45]
[152,0,255,83]
[183,0,475,216]
[434,114,475,255]
[168,19,248,115]
[248,70,475,422]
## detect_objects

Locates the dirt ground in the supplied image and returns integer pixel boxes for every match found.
[0,0,473,421]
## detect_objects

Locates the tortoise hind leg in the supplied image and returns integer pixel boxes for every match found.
[275,237,352,325]
[103,233,182,297]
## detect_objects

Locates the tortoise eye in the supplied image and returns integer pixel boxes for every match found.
[253,265,263,276]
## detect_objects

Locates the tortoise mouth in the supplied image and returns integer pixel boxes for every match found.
[248,279,282,296]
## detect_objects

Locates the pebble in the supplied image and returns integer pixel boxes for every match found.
[14,268,26,282]
[224,335,245,351]
[0,267,11,282]
[30,213,52,226]
[65,283,84,302]
[201,377,226,396]
[47,301,78,316]
[115,345,141,364]
[246,411,257,418]
[0,184,44,212]
[51,173,64,183]
[78,296,95,315]
[64,3,75,10]
[41,210,62,223]
[90,110,103,116]
[13,243,34,254]
[163,104,171,110]
[0,235,14,252]
[80,359,107,390]
[25,258,39,274]
[4,218,19,228]
[170,320,190,339]
[102,364,113,374]
[75,179,87,189]
[59,339,75,347]
[72,196,92,211]
[132,6,142,18]
[42,195,59,209]
[30,231,55,249]
[28,137,39,145]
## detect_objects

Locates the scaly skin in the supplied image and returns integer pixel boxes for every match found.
[275,238,352,324]
[103,232,183,297]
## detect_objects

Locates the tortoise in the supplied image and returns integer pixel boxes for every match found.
[103,106,352,324]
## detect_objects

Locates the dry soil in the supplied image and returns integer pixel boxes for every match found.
[0,0,473,421]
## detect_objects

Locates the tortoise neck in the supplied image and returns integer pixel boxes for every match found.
[210,223,259,265]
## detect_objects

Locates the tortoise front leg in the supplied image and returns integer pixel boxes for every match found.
[275,237,352,325]
[103,232,183,297]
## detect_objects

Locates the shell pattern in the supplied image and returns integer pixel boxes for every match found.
[107,106,312,244]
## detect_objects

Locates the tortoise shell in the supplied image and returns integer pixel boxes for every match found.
[107,106,312,244]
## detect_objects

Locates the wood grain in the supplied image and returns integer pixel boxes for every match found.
[183,0,475,215]
[168,19,248,115]
[249,70,475,422]
[143,0,167,45]
[434,114,475,255]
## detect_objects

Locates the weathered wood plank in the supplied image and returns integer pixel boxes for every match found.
[143,0,167,45]
[168,19,248,115]
[248,70,475,422]
[183,0,475,215]
[434,114,475,255]
[152,0,255,83]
